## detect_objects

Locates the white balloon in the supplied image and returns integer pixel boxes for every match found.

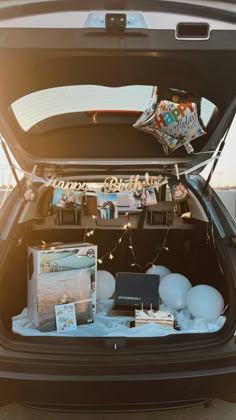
[146,265,171,281]
[159,273,192,310]
[96,270,116,301]
[187,285,224,322]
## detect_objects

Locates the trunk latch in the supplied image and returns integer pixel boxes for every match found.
[105,13,127,33]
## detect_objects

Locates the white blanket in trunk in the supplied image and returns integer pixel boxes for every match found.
[12,300,226,337]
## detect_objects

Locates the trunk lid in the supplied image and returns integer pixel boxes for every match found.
[0,0,235,177]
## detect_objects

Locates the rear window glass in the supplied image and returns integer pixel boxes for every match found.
[9,85,218,160]
[11,85,216,132]
[11,85,154,132]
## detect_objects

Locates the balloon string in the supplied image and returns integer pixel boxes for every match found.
[221,304,228,315]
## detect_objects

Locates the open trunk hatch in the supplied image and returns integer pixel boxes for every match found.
[0,1,235,176]
[0,0,235,351]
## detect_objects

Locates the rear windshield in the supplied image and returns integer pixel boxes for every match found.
[11,85,215,132]
[9,85,218,159]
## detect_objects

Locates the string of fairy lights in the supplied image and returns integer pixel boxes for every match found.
[83,214,97,242]
[84,215,170,271]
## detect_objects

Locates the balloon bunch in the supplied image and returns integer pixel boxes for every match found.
[96,265,225,325]
[146,265,224,322]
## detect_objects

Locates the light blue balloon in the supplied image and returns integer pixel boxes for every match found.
[159,273,192,310]
[97,270,115,301]
[187,285,224,322]
[146,265,171,281]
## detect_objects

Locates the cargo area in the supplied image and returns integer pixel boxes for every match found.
[0,181,229,342]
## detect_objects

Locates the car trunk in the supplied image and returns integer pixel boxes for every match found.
[0,177,233,348]
[0,2,235,351]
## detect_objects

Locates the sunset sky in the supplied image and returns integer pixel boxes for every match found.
[203,114,236,188]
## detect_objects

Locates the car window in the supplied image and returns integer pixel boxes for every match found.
[11,85,216,133]
[8,84,219,162]
[201,113,236,220]
[11,85,154,132]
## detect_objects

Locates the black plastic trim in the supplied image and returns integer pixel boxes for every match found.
[0,28,235,50]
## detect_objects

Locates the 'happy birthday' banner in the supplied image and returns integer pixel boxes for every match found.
[45,173,165,193]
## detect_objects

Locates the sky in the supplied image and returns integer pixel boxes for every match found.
[202,114,236,188]
[0,147,20,186]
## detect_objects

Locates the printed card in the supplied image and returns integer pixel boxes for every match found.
[168,176,189,202]
[128,187,157,209]
[52,188,82,208]
[97,193,118,219]
[55,303,77,332]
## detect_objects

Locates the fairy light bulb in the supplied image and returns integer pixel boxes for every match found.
[86,229,95,237]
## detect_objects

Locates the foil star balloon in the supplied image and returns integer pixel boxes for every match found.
[133,87,206,154]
